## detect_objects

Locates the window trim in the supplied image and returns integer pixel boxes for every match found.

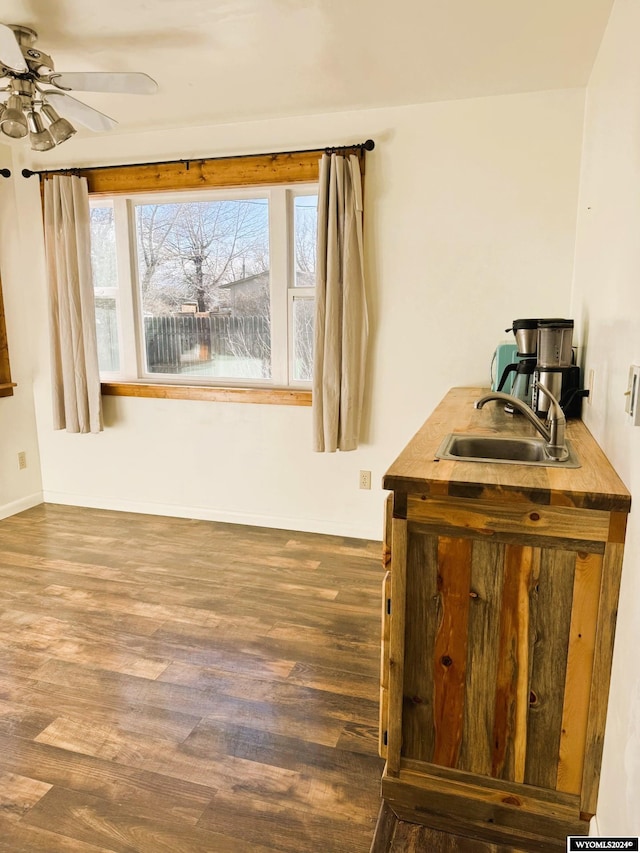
[101,382,311,406]
[79,151,328,405]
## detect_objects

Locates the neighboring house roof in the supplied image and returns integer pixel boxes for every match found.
[219,270,315,289]
[219,272,269,290]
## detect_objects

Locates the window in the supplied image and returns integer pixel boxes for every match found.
[75,149,325,404]
[90,204,119,373]
[90,184,318,393]
[291,195,317,382]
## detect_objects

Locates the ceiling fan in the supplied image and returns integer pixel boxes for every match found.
[0,23,158,151]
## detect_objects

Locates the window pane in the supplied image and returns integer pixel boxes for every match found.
[294,195,317,287]
[135,199,271,380]
[293,297,314,382]
[94,297,120,372]
[90,205,120,372]
[90,206,118,289]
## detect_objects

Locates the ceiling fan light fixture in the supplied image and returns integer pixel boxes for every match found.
[0,93,28,139]
[41,103,76,144]
[0,24,156,152]
[27,110,55,151]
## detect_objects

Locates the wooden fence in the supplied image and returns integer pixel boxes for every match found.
[144,314,271,372]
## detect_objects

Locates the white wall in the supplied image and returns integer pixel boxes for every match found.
[0,144,43,518]
[571,0,640,835]
[6,88,585,539]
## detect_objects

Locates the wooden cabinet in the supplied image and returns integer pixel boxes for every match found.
[379,389,631,851]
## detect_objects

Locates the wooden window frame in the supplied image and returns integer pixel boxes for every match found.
[0,276,16,398]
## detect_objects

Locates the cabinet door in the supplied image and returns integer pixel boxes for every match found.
[379,569,391,759]
[379,494,393,759]
[399,526,602,793]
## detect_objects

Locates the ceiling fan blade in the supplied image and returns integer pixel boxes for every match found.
[44,91,118,132]
[0,23,27,72]
[49,72,158,95]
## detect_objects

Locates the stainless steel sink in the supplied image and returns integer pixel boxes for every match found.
[435,434,580,467]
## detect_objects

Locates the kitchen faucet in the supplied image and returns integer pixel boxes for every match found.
[474,382,568,461]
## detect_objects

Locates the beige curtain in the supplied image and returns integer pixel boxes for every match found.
[312,153,368,452]
[44,174,103,434]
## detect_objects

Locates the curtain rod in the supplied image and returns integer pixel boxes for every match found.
[20,139,375,179]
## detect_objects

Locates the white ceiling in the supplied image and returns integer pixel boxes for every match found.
[1,0,614,137]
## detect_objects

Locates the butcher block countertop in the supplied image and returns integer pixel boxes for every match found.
[383,387,631,513]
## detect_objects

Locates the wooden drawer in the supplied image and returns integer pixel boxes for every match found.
[406,494,611,546]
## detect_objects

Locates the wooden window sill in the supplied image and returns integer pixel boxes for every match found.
[0,382,17,398]
[101,382,312,406]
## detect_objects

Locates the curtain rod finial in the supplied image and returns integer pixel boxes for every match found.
[22,169,37,178]
[324,139,376,156]
[0,168,11,178]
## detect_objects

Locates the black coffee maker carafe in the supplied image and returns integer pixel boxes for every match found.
[497,319,538,411]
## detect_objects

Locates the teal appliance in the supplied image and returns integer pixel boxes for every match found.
[493,319,539,409]
[491,343,519,391]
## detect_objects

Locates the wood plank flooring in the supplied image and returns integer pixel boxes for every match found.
[0,503,385,852]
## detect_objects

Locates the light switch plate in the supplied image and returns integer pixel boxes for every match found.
[626,365,640,424]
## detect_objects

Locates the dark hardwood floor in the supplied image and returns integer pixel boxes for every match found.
[0,503,385,852]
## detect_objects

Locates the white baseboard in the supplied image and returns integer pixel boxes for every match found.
[0,492,44,520]
[42,490,382,541]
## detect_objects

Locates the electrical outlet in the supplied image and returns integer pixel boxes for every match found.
[17,451,27,470]
[588,369,595,407]
[359,470,371,490]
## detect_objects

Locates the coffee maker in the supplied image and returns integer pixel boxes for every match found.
[532,319,583,418]
[499,318,586,418]
[496,319,537,412]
